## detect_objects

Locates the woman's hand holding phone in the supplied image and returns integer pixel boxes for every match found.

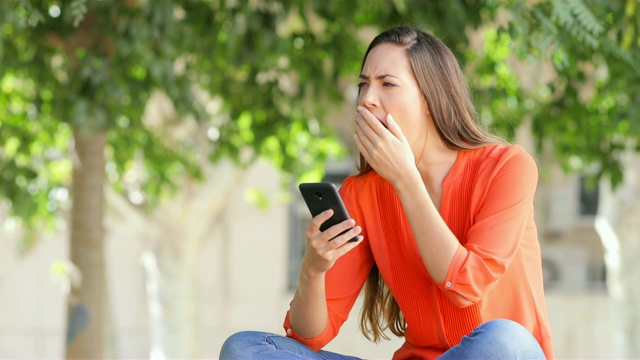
[302,209,363,275]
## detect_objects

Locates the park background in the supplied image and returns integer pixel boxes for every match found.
[1,0,639,359]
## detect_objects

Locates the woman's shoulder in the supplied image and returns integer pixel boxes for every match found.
[465,144,536,168]
[455,144,537,182]
[487,143,532,158]
[489,144,537,171]
[342,170,384,187]
[339,171,389,201]
[479,144,539,185]
[465,143,529,158]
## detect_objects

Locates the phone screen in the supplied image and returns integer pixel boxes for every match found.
[299,182,358,242]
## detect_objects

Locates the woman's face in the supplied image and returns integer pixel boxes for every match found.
[357,43,431,155]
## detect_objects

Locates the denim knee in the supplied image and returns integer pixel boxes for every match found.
[220,331,264,359]
[219,330,353,360]
[475,319,544,358]
[439,319,545,360]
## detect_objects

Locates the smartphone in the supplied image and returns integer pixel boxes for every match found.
[298,182,358,242]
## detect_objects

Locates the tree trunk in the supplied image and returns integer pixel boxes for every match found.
[595,152,640,358]
[143,162,241,358]
[66,130,112,359]
[107,160,242,358]
[142,238,200,358]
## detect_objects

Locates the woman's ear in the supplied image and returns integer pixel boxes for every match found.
[421,96,431,117]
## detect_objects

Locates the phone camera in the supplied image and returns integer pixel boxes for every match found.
[314,191,323,199]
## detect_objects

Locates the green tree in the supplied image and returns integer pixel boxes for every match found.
[504,0,640,186]
[1,0,638,358]
[1,0,349,357]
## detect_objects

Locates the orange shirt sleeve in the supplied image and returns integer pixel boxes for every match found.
[436,145,539,307]
[283,176,374,351]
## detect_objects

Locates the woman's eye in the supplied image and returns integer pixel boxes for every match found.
[357,82,368,88]
[383,82,396,87]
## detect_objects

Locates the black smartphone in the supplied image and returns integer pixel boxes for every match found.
[298,182,358,242]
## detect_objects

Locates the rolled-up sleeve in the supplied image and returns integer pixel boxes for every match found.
[436,146,538,307]
[283,176,374,350]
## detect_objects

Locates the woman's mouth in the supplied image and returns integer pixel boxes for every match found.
[376,116,388,128]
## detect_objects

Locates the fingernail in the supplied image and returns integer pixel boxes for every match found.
[387,114,394,121]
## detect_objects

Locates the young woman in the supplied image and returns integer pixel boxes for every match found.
[221,25,554,360]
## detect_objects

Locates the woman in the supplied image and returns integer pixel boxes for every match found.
[221,25,554,359]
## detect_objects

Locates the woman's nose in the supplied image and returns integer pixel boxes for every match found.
[360,87,379,108]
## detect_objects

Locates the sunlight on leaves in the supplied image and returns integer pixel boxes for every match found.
[244,187,270,211]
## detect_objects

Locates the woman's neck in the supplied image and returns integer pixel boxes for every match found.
[413,143,457,212]
[415,140,458,190]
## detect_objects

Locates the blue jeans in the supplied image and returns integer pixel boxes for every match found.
[219,319,545,359]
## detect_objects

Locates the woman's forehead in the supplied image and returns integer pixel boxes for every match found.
[361,43,412,77]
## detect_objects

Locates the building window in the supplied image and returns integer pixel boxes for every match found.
[579,175,599,216]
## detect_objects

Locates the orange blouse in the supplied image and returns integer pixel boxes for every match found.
[284,144,555,359]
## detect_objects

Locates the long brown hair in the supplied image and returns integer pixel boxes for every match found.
[357,25,507,342]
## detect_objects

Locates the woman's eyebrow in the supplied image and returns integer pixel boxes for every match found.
[359,73,400,80]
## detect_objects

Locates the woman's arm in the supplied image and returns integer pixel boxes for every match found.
[284,177,373,351]
[354,106,537,306]
[288,261,329,338]
[288,210,363,338]
[393,171,461,283]
[397,147,538,307]
[354,107,460,283]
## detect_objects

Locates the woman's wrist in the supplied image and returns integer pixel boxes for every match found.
[392,168,425,196]
[299,258,327,283]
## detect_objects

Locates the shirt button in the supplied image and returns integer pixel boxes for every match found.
[286,328,292,336]
[445,281,452,288]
